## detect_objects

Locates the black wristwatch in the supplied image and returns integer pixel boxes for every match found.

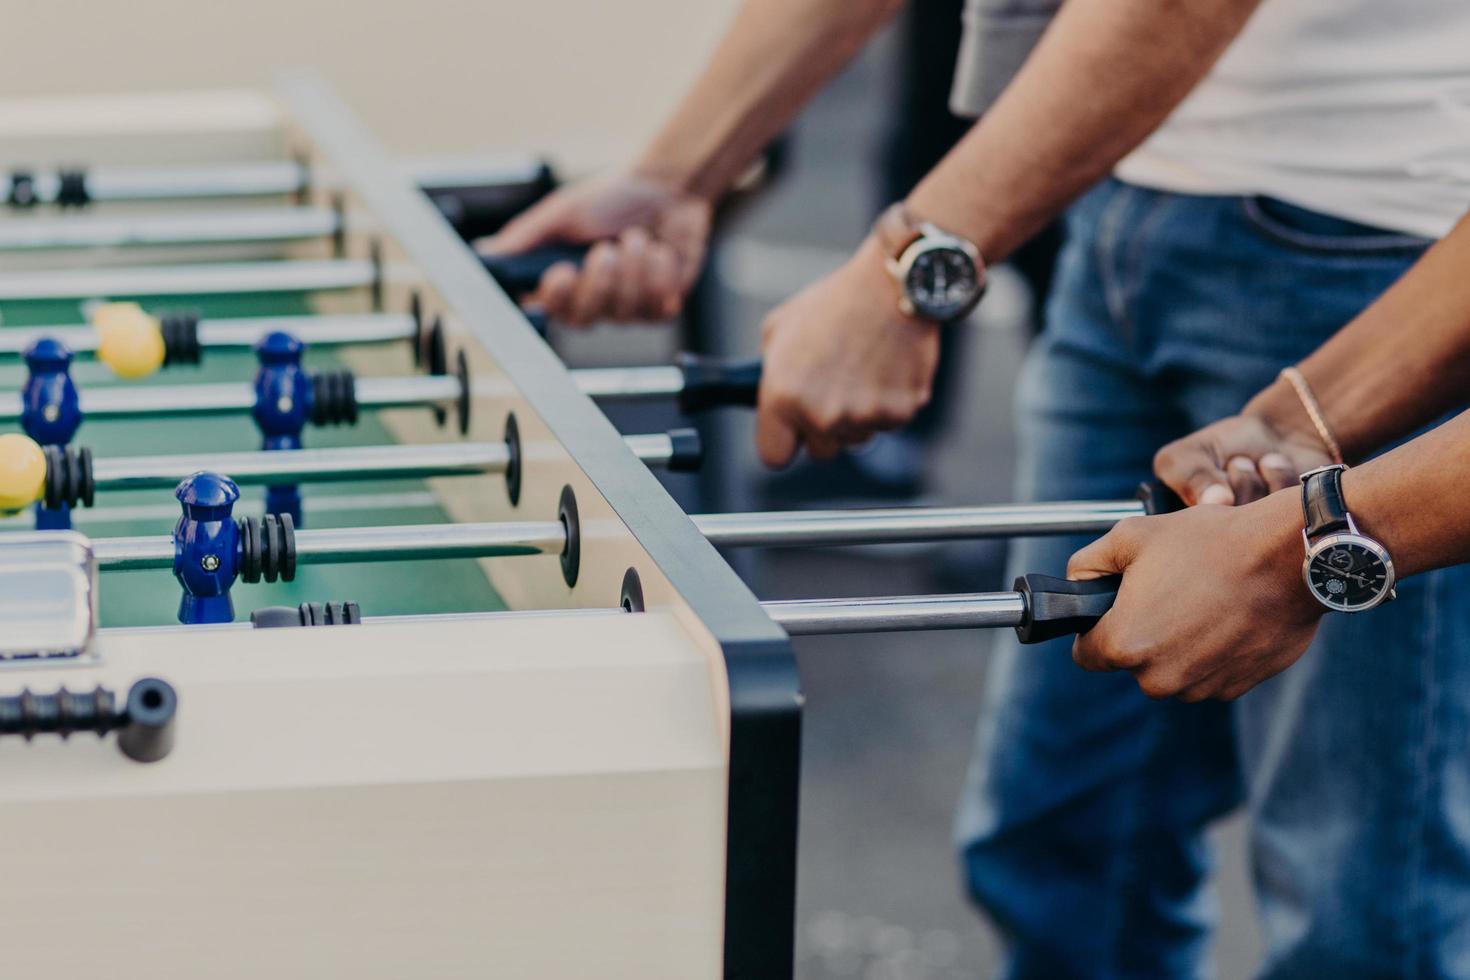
[1300,464,1396,612]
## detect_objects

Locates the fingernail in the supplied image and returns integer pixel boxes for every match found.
[1227,456,1256,473]
[1260,452,1293,472]
[1200,484,1234,505]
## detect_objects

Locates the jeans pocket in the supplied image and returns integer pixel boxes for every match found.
[1239,196,1430,256]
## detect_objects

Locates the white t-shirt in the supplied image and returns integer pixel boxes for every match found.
[1115,0,1470,239]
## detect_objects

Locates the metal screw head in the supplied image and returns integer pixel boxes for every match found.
[201,554,221,572]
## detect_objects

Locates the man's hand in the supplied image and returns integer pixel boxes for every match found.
[755,236,940,468]
[1153,380,1334,506]
[475,172,712,326]
[1067,489,1325,701]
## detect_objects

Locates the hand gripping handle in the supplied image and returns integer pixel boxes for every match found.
[1013,574,1121,645]
[675,353,762,414]
[480,243,590,296]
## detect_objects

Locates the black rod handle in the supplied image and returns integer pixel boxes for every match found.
[1013,574,1120,645]
[480,243,590,296]
[664,428,704,472]
[251,601,362,628]
[116,678,178,764]
[0,678,177,763]
[421,160,556,239]
[675,353,762,414]
[1137,481,1185,516]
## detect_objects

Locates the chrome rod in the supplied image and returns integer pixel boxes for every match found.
[0,259,376,301]
[19,156,548,205]
[93,520,568,572]
[78,161,309,201]
[92,443,511,490]
[762,592,1027,635]
[619,432,681,469]
[693,500,1146,546]
[0,313,418,358]
[86,433,683,491]
[100,593,1031,636]
[569,365,685,400]
[0,492,441,529]
[0,373,457,423]
[199,313,416,348]
[0,207,339,251]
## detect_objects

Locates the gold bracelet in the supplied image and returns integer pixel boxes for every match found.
[1280,366,1344,465]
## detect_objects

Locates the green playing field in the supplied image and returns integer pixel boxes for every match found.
[0,287,507,627]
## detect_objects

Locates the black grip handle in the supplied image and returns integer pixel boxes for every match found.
[422,160,556,239]
[675,353,762,414]
[664,428,704,472]
[1136,481,1185,516]
[1013,573,1120,644]
[0,678,177,763]
[251,601,362,628]
[116,678,178,764]
[480,243,590,296]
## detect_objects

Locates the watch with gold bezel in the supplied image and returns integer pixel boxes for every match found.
[874,203,986,323]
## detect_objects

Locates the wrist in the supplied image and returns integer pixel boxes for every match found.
[855,235,934,328]
[626,159,713,204]
[903,185,1011,265]
[1243,374,1340,458]
[1245,487,1330,621]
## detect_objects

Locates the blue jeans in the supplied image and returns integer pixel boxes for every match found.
[957,179,1470,978]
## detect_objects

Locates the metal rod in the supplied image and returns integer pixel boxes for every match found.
[0,259,376,302]
[80,494,1127,577]
[0,373,458,424]
[0,207,340,252]
[692,500,1146,545]
[29,161,310,203]
[93,520,568,572]
[96,593,1031,637]
[568,365,686,400]
[762,592,1027,635]
[0,492,441,529]
[19,156,548,206]
[92,443,510,490]
[198,313,416,348]
[86,433,683,491]
[0,313,418,359]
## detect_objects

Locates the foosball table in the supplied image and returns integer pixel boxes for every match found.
[0,75,1176,979]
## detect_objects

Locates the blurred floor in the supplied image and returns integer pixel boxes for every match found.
[556,19,1263,980]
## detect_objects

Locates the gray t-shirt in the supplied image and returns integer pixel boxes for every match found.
[949,0,1059,119]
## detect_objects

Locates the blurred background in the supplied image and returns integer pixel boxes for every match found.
[1,2,1264,975]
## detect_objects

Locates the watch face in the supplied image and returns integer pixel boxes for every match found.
[1304,536,1393,611]
[905,245,981,321]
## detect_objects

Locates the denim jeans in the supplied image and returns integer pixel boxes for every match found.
[956,178,1470,978]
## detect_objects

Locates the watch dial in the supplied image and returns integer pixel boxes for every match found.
[1307,541,1390,609]
[905,247,979,320]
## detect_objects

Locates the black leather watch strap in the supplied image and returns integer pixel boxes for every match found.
[1302,466,1350,539]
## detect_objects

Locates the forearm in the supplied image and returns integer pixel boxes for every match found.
[1339,409,1470,579]
[907,0,1261,261]
[1242,211,1470,461]
[636,0,903,200]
